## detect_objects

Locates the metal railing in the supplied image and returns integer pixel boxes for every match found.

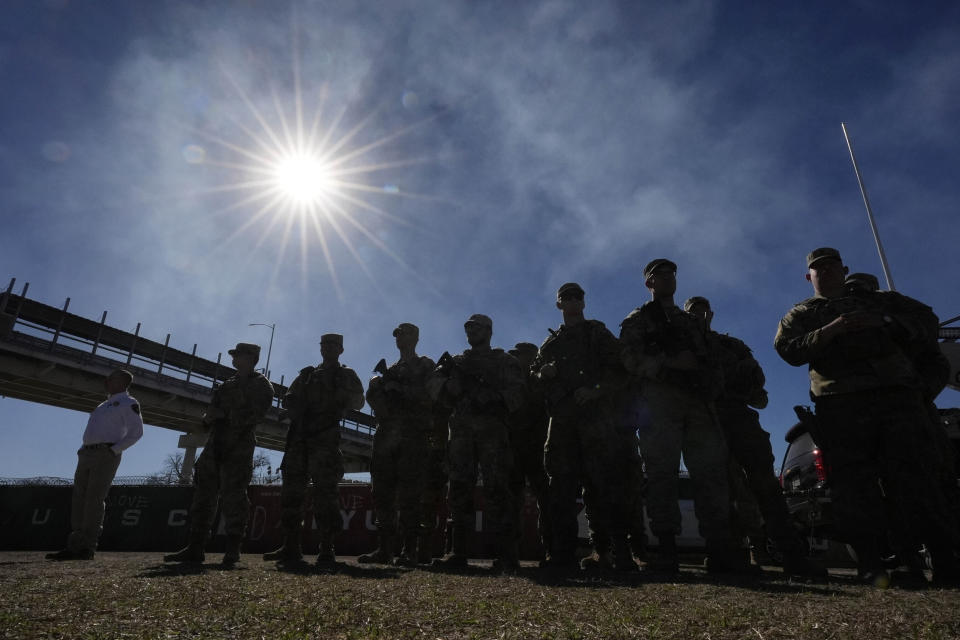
[0,278,379,440]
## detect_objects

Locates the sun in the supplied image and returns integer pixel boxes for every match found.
[273,153,336,205]
[180,39,441,299]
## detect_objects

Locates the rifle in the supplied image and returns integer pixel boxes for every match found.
[437,350,507,414]
[436,351,454,374]
[373,358,389,376]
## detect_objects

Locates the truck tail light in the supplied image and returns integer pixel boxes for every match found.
[812,448,828,483]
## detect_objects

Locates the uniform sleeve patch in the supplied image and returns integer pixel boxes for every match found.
[131,404,141,415]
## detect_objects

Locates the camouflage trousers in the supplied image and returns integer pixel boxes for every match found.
[447,414,514,537]
[717,404,802,553]
[815,388,956,550]
[727,459,764,542]
[626,445,648,552]
[545,414,635,560]
[278,428,344,537]
[638,381,731,543]
[920,401,960,542]
[509,424,551,554]
[67,447,122,554]
[369,423,433,537]
[189,439,255,538]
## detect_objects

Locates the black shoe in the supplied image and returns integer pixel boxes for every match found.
[316,549,337,569]
[579,550,614,571]
[433,553,469,569]
[358,548,394,564]
[263,545,303,563]
[782,554,828,581]
[539,556,577,572]
[889,569,929,589]
[164,544,205,563]
[491,558,520,575]
[46,548,92,561]
[643,553,680,574]
[393,552,418,568]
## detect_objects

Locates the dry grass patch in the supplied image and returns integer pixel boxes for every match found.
[2,552,959,639]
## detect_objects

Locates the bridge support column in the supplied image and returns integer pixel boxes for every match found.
[180,446,197,485]
[177,433,208,485]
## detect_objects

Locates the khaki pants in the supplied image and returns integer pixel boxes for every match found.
[68,448,121,554]
[638,381,731,543]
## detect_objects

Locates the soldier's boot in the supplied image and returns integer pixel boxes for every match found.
[748,535,776,567]
[416,533,434,565]
[434,525,469,569]
[262,530,303,563]
[928,542,960,588]
[358,534,395,565]
[614,536,639,573]
[221,535,242,567]
[889,549,930,588]
[645,535,679,574]
[579,548,614,571]
[630,530,648,562]
[46,548,94,561]
[852,539,890,589]
[492,537,520,575]
[393,533,419,567]
[580,531,612,571]
[316,536,337,569]
[163,532,206,563]
[706,542,760,576]
[781,550,828,581]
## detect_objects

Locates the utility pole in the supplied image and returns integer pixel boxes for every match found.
[841,122,896,291]
[248,322,275,379]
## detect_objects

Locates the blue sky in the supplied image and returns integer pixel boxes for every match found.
[1,0,958,479]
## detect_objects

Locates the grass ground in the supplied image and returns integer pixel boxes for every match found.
[2,552,959,639]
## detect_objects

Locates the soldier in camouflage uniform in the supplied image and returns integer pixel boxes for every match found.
[426,314,525,573]
[164,343,274,566]
[684,296,826,579]
[506,342,552,564]
[532,282,636,571]
[425,401,453,563]
[262,334,365,567]
[358,323,436,566]
[845,271,960,569]
[776,247,957,586]
[619,260,740,574]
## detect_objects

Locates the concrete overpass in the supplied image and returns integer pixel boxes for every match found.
[0,279,376,475]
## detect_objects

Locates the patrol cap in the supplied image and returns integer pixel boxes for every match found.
[557,282,585,298]
[464,314,493,329]
[806,247,842,268]
[319,333,344,346]
[845,272,880,292]
[228,342,261,358]
[643,258,678,279]
[509,342,538,356]
[683,296,711,312]
[392,322,419,338]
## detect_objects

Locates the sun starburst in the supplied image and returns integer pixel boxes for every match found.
[180,42,441,299]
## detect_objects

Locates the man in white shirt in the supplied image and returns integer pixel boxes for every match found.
[46,369,144,560]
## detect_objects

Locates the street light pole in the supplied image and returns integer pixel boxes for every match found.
[248,322,275,380]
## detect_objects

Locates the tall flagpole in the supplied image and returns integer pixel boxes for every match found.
[841,122,896,291]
